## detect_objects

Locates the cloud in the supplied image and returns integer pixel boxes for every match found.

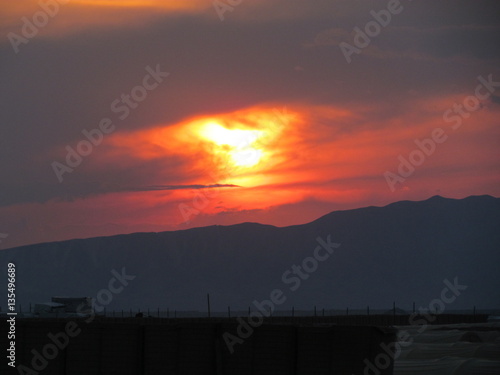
[125,184,240,192]
[0,0,212,37]
[309,24,500,63]
[1,94,499,248]
[490,95,500,104]
[1,0,500,248]
[1,0,348,39]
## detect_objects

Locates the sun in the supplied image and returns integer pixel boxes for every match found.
[199,122,265,168]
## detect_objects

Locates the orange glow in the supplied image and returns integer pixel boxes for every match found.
[0,0,325,39]
[68,0,208,10]
[198,122,265,168]
[0,0,212,37]
[82,98,500,232]
[107,106,296,187]
[2,98,500,248]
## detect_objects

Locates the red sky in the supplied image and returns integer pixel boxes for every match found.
[1,0,499,248]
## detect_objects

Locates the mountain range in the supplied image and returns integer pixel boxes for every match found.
[1,195,499,313]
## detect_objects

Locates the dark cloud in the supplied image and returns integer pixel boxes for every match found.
[1,6,499,206]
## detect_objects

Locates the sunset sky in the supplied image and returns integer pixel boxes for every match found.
[1,0,499,249]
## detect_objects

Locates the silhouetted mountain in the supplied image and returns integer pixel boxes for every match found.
[1,195,499,312]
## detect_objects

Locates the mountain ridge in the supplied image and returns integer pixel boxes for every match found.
[7,194,497,251]
[1,195,499,311]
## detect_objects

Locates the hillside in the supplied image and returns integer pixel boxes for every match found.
[1,195,499,312]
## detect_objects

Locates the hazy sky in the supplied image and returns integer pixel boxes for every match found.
[1,0,499,248]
